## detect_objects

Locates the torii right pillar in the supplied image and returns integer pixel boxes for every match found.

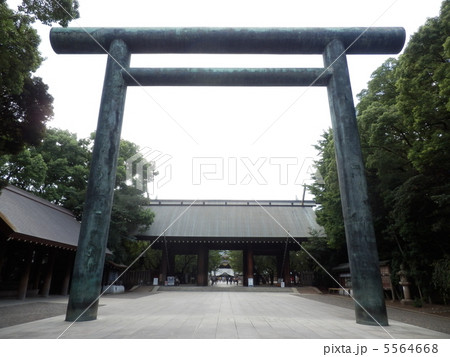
[324,39,388,326]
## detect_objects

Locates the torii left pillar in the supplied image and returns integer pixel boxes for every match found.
[65,39,130,321]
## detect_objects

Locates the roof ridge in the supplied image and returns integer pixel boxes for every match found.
[147,199,316,207]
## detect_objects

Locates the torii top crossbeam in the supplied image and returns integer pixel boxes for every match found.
[50,27,405,54]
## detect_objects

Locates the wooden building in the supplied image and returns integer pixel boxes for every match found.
[0,185,81,299]
[138,199,324,287]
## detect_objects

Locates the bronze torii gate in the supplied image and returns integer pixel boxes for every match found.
[50,27,405,326]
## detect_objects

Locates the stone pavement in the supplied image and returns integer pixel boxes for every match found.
[0,285,449,339]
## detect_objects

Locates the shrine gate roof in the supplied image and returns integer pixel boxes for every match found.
[139,199,324,241]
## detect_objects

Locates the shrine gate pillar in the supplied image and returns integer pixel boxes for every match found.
[159,243,168,284]
[282,251,291,287]
[168,251,175,277]
[323,39,388,325]
[65,39,130,322]
[197,245,209,286]
[243,245,254,286]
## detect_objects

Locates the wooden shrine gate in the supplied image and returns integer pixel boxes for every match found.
[138,199,323,287]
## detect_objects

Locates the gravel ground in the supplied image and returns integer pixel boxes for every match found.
[0,302,67,329]
[298,294,450,335]
[1,287,449,335]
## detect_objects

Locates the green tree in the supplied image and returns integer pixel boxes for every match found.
[121,240,161,272]
[0,1,79,162]
[290,230,341,288]
[0,3,51,158]
[18,0,79,27]
[397,0,450,180]
[208,250,222,273]
[108,184,154,264]
[356,58,415,261]
[175,255,197,282]
[228,250,243,274]
[36,128,91,216]
[388,0,450,300]
[307,129,347,260]
[0,148,47,190]
[254,255,277,285]
[432,256,450,304]
[0,127,90,216]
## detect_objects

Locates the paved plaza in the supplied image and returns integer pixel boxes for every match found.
[0,285,449,339]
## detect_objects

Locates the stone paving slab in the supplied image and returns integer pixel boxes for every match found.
[0,290,449,339]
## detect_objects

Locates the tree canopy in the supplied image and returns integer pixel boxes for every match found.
[17,0,79,27]
[0,1,79,159]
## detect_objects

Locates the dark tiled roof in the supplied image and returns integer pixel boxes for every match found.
[0,186,80,249]
[140,199,324,240]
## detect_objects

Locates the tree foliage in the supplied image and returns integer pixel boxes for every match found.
[0,128,90,216]
[309,1,450,303]
[0,2,51,157]
[121,240,161,272]
[308,130,347,256]
[254,255,277,285]
[18,0,79,27]
[107,138,155,264]
[0,0,79,160]
[208,250,223,273]
[228,250,243,274]
[432,256,450,304]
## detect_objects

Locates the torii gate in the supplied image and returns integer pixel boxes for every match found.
[50,27,405,326]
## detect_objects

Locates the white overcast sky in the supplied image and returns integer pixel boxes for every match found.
[9,0,444,201]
